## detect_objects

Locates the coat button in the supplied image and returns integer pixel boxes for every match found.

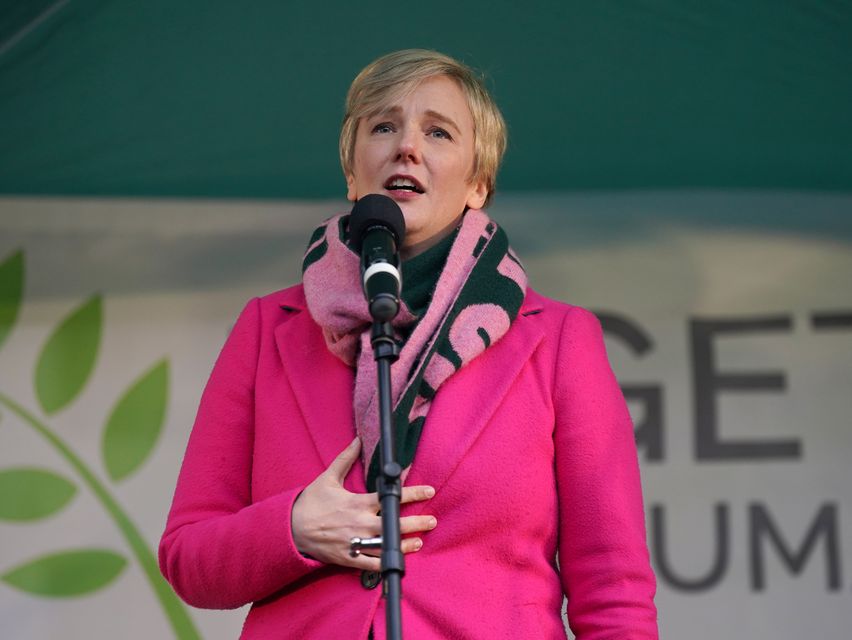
[360,570,381,590]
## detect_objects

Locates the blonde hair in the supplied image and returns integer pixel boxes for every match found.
[340,49,507,207]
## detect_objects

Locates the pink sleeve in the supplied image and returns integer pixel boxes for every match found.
[553,307,659,639]
[158,298,322,609]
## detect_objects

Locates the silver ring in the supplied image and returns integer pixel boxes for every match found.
[349,535,382,558]
[349,537,361,558]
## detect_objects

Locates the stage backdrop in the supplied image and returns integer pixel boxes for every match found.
[1,193,850,639]
[2,1,851,638]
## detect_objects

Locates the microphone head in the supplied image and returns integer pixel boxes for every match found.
[348,194,406,252]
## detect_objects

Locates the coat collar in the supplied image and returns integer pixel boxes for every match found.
[273,286,367,492]
[272,285,546,494]
[403,303,546,495]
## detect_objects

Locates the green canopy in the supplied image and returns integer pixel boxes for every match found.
[1,0,850,198]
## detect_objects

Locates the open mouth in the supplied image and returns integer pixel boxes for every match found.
[384,175,425,194]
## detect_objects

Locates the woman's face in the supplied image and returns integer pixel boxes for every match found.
[346,75,487,257]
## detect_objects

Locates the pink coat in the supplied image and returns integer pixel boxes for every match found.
[158,285,658,639]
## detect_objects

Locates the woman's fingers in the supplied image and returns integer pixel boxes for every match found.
[402,537,424,553]
[357,513,436,536]
[400,485,435,504]
[326,441,435,506]
[291,440,437,571]
[346,553,382,572]
[399,514,437,535]
[357,484,433,512]
[361,537,424,557]
[325,437,362,483]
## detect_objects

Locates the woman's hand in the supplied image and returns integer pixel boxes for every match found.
[291,438,437,571]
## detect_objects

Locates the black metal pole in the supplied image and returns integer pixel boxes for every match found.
[371,321,403,640]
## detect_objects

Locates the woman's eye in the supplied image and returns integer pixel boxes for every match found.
[372,123,394,134]
[429,127,452,140]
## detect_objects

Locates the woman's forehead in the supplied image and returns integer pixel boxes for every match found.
[360,76,471,123]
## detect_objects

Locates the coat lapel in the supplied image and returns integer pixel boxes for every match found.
[405,294,546,494]
[271,287,545,497]
[273,292,366,492]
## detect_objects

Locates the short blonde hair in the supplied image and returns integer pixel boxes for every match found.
[340,49,507,207]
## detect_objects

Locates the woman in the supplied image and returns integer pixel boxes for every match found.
[159,49,658,639]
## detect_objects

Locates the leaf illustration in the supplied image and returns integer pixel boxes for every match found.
[0,467,77,521]
[35,295,102,415]
[103,359,169,482]
[1,549,127,597]
[0,250,24,351]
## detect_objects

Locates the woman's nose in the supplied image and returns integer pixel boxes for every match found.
[395,128,421,163]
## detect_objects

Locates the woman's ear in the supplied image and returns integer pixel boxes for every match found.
[465,179,488,210]
[346,174,358,202]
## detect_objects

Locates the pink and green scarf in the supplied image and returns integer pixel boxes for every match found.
[302,209,527,490]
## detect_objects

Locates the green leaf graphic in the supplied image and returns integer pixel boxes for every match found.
[0,467,77,521]
[0,250,24,351]
[103,359,169,482]
[2,549,127,597]
[35,295,102,415]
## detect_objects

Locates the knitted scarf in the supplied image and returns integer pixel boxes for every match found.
[302,209,527,490]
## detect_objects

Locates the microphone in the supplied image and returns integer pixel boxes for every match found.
[348,194,407,322]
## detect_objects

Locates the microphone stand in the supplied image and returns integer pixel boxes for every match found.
[349,195,407,639]
[370,319,404,640]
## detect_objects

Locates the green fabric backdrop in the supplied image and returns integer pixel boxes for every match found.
[1,0,851,197]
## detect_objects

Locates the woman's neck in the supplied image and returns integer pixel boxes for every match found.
[401,214,463,260]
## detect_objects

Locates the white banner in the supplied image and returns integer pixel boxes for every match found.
[1,193,850,639]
